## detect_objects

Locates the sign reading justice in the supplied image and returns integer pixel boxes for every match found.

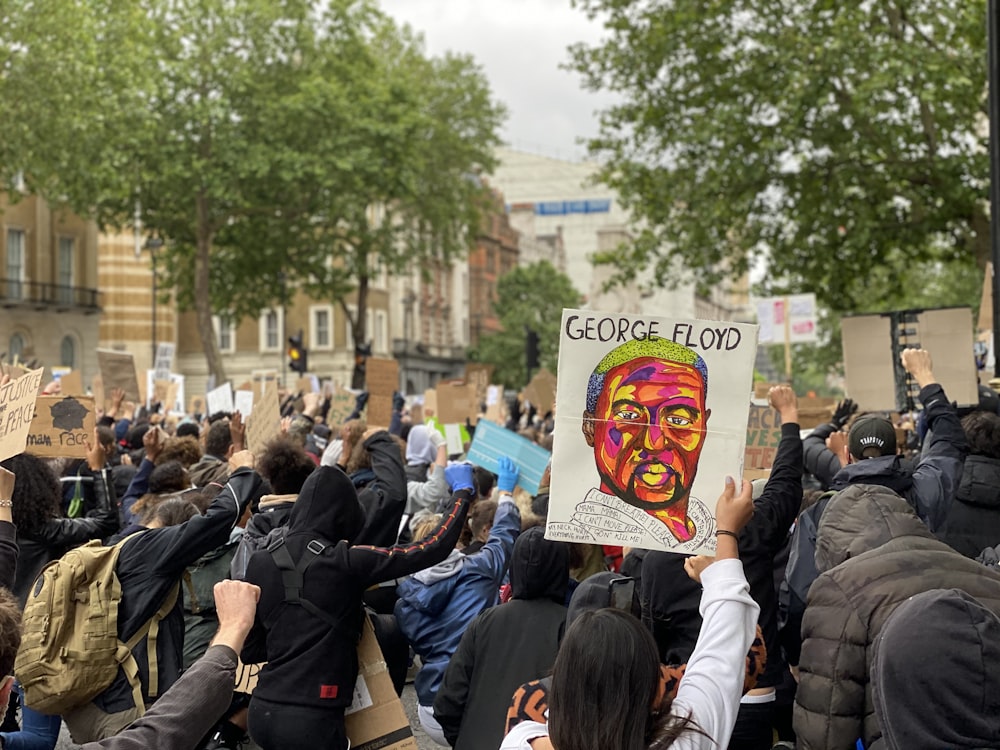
[547,310,758,556]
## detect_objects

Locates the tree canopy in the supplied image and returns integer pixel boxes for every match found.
[470,261,582,388]
[569,0,989,315]
[0,0,505,382]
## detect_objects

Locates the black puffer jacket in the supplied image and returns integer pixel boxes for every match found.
[433,527,569,750]
[242,465,472,710]
[793,485,1000,750]
[15,467,120,606]
[936,454,1000,558]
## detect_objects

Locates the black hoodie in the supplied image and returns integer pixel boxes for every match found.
[872,588,1000,750]
[241,465,473,710]
[434,527,569,750]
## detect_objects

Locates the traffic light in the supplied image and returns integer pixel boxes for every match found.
[288,331,308,375]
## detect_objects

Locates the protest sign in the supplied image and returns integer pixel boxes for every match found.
[444,423,465,455]
[246,380,280,455]
[744,404,782,470]
[366,358,399,427]
[466,419,551,495]
[797,397,836,429]
[91,375,105,413]
[251,370,278,404]
[295,376,319,394]
[206,383,235,416]
[234,390,254,418]
[153,343,175,382]
[58,370,84,397]
[327,387,358,426]
[423,389,438,419]
[841,315,896,411]
[756,294,818,344]
[522,369,557,415]
[0,368,46,462]
[436,383,477,425]
[145,370,185,415]
[96,349,141,404]
[484,385,506,425]
[26,396,96,458]
[547,310,758,556]
[980,262,993,332]
[464,363,494,404]
[189,395,206,416]
[918,307,978,407]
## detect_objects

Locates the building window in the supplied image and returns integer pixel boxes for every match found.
[6,229,25,300]
[311,305,333,350]
[258,309,283,353]
[60,336,75,368]
[214,315,236,353]
[58,238,74,304]
[9,333,25,362]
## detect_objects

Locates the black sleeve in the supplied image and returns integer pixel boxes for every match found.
[354,432,408,546]
[434,617,478,744]
[137,468,266,577]
[743,423,804,555]
[349,490,473,585]
[36,468,120,548]
[239,553,270,665]
[801,422,840,489]
[0,521,17,592]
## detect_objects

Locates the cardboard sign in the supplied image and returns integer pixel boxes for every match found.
[26,396,96,458]
[485,385,506,425]
[0,368,46,462]
[464,363,494,404]
[246,379,280,455]
[91,375,105,413]
[841,315,896,411]
[251,370,279,405]
[59,370,85,398]
[366,358,399,428]
[523,369,557,416]
[206,383,235,416]
[235,620,418,750]
[189,395,206,416]
[96,349,141,404]
[744,405,783,470]
[466,419,551,495]
[423,389,438,419]
[444,423,465,455]
[153,343,175,382]
[918,307,978,408]
[980,262,993,332]
[797,397,836,430]
[234,390,254,418]
[146,370,185,415]
[328,387,358,426]
[547,310,758,556]
[436,383,478,425]
[296,376,319,394]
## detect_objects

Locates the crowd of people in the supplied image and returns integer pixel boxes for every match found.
[0,345,996,750]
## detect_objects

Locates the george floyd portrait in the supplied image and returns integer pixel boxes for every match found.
[548,310,758,556]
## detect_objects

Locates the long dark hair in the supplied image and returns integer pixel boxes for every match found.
[1,454,61,536]
[549,609,705,750]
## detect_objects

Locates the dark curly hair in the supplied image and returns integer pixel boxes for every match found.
[132,461,189,519]
[156,436,202,469]
[0,587,21,678]
[258,436,315,495]
[962,411,1000,460]
[204,419,233,459]
[1,454,61,536]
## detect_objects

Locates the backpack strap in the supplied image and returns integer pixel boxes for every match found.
[116,580,181,711]
[266,538,340,630]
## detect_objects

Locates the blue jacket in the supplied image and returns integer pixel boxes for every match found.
[395,498,521,706]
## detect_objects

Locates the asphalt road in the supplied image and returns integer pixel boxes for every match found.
[54,684,437,749]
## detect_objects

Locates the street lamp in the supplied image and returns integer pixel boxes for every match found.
[140,237,165,368]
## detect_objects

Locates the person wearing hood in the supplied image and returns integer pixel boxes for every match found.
[793,484,1000,750]
[870,588,1000,750]
[433,525,570,750]
[241,462,478,750]
[783,348,967,666]
[405,424,440,482]
[394,457,522,744]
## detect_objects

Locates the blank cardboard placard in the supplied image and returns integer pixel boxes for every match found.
[59,370,85,397]
[464,363,494,404]
[841,315,897,411]
[246,382,280,455]
[436,383,477,425]
[96,350,141,404]
[0,368,46,462]
[523,369,557,415]
[423,389,438,419]
[366,358,399,428]
[26,396,96,458]
[234,390,254,418]
[918,307,978,407]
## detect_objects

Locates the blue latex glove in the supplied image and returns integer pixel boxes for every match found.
[497,456,519,494]
[444,463,475,494]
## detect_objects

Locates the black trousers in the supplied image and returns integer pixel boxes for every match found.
[248,697,348,750]
[727,701,775,750]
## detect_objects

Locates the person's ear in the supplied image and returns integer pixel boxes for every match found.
[582,411,596,447]
[842,444,852,465]
[226,444,236,459]
[0,675,13,706]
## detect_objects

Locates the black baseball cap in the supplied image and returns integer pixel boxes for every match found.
[849,415,897,459]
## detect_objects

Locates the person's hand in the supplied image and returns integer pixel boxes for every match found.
[229,449,255,471]
[393,391,405,412]
[121,453,133,467]
[108,387,126,417]
[826,431,849,467]
[0,467,14,505]
[830,398,857,429]
[497,456,519,494]
[229,411,246,452]
[279,416,292,434]
[302,391,321,418]
[355,391,369,411]
[0,374,10,390]
[901,348,935,388]
[211,580,261,652]
[84,430,107,471]
[121,400,136,420]
[143,426,163,462]
[684,555,715,584]
[428,427,446,451]
[768,385,798,423]
[445,463,475,493]
[41,379,61,396]
[715,475,753,535]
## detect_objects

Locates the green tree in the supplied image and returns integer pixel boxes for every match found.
[470,261,582,388]
[569,1,989,315]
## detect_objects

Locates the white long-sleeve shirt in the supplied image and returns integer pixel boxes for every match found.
[499,558,759,750]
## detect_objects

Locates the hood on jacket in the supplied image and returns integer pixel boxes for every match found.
[245,497,296,540]
[510,527,569,603]
[956,455,1000,509]
[815,484,932,573]
[406,426,437,467]
[873,588,1000,750]
[286,465,364,543]
[396,549,466,616]
[830,454,914,495]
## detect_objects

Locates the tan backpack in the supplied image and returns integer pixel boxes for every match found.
[14,535,179,716]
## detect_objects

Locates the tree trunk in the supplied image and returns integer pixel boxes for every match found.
[349,272,370,390]
[195,190,226,384]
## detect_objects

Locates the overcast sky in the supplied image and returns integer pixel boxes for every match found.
[378,0,618,163]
